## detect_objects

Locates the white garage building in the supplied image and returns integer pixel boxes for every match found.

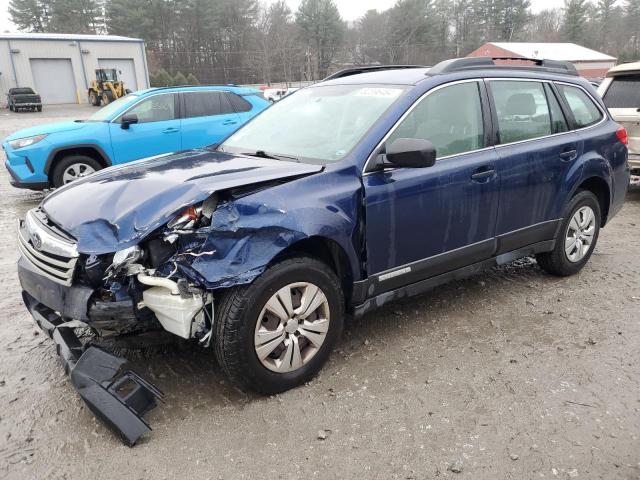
[0,33,149,105]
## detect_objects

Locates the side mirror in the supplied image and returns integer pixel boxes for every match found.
[121,113,138,130]
[386,138,436,168]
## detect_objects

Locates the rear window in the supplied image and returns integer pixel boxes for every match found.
[602,76,640,108]
[557,84,603,128]
[10,88,35,95]
[226,92,252,112]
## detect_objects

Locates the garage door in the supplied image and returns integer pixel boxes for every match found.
[98,58,139,91]
[30,58,77,104]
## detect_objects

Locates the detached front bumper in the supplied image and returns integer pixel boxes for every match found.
[19,256,164,446]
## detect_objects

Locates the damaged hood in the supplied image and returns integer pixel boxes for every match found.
[41,149,322,254]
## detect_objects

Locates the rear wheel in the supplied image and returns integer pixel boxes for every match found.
[536,190,601,276]
[51,155,102,188]
[214,256,344,394]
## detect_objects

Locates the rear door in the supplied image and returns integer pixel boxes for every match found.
[363,80,500,295]
[180,91,241,150]
[600,75,640,160]
[109,93,181,163]
[487,79,581,251]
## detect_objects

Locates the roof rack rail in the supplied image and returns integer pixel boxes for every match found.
[428,56,579,76]
[323,65,429,81]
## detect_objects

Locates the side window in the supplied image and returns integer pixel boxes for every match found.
[544,84,569,134]
[557,84,603,128]
[219,93,236,114]
[184,92,222,118]
[226,92,252,112]
[387,81,484,159]
[124,94,175,123]
[489,80,552,144]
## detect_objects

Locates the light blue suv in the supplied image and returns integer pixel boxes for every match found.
[2,85,270,189]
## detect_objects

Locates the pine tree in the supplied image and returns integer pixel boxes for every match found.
[8,0,53,32]
[295,0,345,78]
[563,0,589,44]
[186,73,199,85]
[172,71,188,86]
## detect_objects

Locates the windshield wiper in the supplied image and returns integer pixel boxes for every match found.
[243,150,300,163]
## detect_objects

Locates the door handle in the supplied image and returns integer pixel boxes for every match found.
[162,127,179,134]
[559,149,578,161]
[222,119,237,126]
[471,168,496,182]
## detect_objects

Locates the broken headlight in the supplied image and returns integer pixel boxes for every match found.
[167,194,219,231]
[111,245,143,268]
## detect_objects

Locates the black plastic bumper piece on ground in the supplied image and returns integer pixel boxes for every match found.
[22,291,163,446]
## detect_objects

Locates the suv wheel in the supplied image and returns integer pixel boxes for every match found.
[214,256,344,394]
[51,155,102,187]
[536,190,601,276]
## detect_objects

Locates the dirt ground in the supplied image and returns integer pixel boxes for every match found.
[0,105,639,480]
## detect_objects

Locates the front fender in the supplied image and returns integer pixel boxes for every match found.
[170,168,363,289]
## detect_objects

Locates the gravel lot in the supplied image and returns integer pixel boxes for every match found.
[1,105,639,480]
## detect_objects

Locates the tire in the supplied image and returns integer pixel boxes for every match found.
[89,91,101,107]
[214,256,344,394]
[101,91,114,105]
[51,155,102,188]
[36,106,42,112]
[536,190,601,276]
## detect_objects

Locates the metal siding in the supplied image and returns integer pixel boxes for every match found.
[83,42,147,91]
[0,38,148,104]
[31,59,77,104]
[98,58,138,92]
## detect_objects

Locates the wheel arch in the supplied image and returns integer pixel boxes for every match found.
[45,144,112,179]
[574,175,611,227]
[269,236,356,309]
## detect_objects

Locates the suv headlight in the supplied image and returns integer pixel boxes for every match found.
[9,134,48,150]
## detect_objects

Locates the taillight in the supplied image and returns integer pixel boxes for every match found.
[616,126,628,146]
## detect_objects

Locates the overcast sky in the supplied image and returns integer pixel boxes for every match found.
[0,0,562,34]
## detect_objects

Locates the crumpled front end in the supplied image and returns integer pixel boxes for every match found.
[17,210,163,446]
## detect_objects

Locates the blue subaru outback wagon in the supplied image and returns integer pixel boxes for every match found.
[17,57,629,445]
[3,85,269,189]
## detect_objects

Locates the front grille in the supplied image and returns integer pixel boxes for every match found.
[18,210,78,286]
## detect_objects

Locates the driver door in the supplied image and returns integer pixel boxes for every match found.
[362,80,501,296]
[109,93,181,163]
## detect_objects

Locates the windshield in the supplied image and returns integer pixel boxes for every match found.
[220,84,406,163]
[87,94,140,122]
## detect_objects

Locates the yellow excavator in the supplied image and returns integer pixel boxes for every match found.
[88,68,131,106]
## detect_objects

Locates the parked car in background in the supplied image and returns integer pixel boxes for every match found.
[7,87,42,112]
[263,87,287,102]
[599,62,640,175]
[2,85,270,189]
[16,57,628,445]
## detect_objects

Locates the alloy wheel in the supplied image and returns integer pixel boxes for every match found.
[254,282,330,373]
[564,206,596,263]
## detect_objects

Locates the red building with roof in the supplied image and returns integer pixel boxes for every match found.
[467,42,617,79]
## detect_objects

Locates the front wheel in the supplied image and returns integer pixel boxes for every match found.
[536,190,601,276]
[214,256,344,394]
[89,90,101,106]
[51,155,102,188]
